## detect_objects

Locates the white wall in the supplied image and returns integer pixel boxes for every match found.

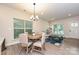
[50,17,79,39]
[33,20,48,33]
[0,5,48,45]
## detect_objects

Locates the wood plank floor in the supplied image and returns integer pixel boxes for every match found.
[1,39,79,55]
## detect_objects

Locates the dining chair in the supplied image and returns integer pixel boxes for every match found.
[31,32,46,54]
[19,32,32,54]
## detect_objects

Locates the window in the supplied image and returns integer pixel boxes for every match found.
[53,24,64,36]
[14,18,32,39]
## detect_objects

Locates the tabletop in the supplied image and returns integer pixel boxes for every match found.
[28,34,42,40]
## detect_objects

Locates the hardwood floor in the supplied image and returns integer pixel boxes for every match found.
[1,39,79,55]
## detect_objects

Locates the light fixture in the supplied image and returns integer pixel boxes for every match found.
[30,3,39,21]
[71,23,78,27]
[68,13,71,16]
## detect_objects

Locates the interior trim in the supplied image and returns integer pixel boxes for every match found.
[6,41,20,47]
[64,37,79,40]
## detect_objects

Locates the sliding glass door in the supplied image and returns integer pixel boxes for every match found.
[53,24,64,36]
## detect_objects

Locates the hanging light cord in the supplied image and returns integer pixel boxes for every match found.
[33,3,36,20]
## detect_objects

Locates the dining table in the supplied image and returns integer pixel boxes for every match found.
[28,34,42,53]
[28,34,42,42]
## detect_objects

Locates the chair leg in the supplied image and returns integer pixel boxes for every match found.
[30,45,34,53]
[41,47,44,52]
[41,48,45,55]
[19,48,22,55]
[26,47,28,54]
[43,43,46,51]
[19,48,25,55]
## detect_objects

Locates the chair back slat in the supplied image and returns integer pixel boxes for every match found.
[19,32,28,45]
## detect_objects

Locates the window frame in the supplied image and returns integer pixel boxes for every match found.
[13,18,32,39]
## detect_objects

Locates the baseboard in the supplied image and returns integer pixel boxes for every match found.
[64,37,79,40]
[6,41,20,47]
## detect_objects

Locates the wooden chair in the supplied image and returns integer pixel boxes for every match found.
[31,32,46,54]
[19,32,32,54]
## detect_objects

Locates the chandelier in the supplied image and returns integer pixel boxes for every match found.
[30,3,39,21]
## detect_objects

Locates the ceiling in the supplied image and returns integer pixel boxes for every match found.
[1,3,79,21]
[39,3,79,21]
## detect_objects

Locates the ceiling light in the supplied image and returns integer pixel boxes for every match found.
[30,3,39,21]
[71,23,78,27]
[68,13,71,16]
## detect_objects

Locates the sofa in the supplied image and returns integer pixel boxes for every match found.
[46,35,63,44]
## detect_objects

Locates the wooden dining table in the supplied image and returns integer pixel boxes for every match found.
[28,34,42,42]
[28,34,42,53]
